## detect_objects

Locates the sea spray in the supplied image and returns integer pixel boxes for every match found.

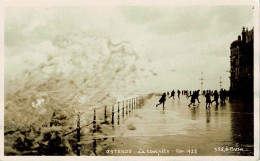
[4,32,150,155]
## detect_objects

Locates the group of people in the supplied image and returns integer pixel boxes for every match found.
[204,89,229,109]
[187,90,201,107]
[168,89,182,99]
[156,89,229,110]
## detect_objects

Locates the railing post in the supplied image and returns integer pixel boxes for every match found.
[132,98,133,110]
[93,110,97,156]
[126,100,128,115]
[137,97,139,108]
[93,139,97,156]
[138,97,140,108]
[76,114,81,156]
[93,109,96,134]
[139,97,141,108]
[122,101,124,117]
[134,98,136,109]
[117,102,120,125]
[129,99,131,113]
[134,98,135,109]
[111,105,114,125]
[117,102,120,119]
[104,106,107,122]
[133,98,135,109]
[136,97,138,109]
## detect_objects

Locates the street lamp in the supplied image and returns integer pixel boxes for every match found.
[219,76,223,90]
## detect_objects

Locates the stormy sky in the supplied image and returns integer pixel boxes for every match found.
[5,6,254,93]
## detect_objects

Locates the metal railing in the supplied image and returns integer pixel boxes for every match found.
[63,96,145,156]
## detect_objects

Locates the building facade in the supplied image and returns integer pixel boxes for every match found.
[230,27,254,103]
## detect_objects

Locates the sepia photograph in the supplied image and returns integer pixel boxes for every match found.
[1,1,259,161]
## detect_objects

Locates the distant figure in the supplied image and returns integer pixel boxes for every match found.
[211,90,219,105]
[169,90,175,99]
[188,92,196,107]
[205,91,211,109]
[220,89,224,104]
[167,91,169,96]
[156,93,166,108]
[189,91,191,95]
[177,90,181,99]
[186,91,189,98]
[194,90,200,103]
[223,89,227,102]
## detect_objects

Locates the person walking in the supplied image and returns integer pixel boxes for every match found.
[223,89,227,103]
[211,90,219,105]
[220,89,224,104]
[194,90,200,103]
[177,90,181,99]
[169,90,175,99]
[188,92,196,107]
[156,93,166,108]
[205,91,211,109]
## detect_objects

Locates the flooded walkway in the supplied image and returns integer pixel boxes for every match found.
[83,95,254,156]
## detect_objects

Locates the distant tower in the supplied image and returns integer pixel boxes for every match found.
[219,76,223,90]
[200,72,205,92]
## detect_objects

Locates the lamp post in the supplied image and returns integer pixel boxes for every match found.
[219,76,223,90]
[200,72,205,92]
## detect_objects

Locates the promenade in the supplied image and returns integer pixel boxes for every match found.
[84,94,254,156]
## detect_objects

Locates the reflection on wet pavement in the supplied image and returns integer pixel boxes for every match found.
[83,95,254,156]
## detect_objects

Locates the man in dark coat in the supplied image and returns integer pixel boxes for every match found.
[156,93,166,108]
[188,92,196,107]
[211,90,219,105]
[177,90,181,99]
[194,90,200,103]
[169,90,175,99]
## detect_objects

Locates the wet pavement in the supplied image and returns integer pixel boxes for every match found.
[83,95,254,156]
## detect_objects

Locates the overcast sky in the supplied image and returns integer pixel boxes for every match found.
[5,6,254,93]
